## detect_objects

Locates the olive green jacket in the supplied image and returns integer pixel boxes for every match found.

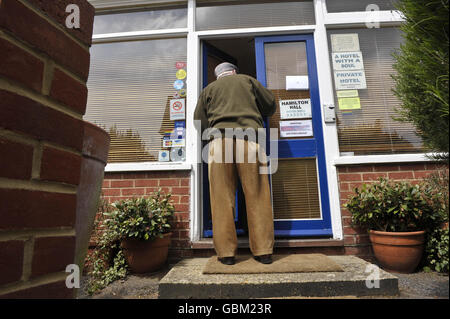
[194,74,276,132]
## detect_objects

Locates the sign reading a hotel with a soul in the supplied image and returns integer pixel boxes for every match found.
[331,33,367,90]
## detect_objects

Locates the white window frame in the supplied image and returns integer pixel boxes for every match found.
[88,0,435,243]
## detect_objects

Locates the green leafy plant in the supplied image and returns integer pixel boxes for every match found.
[424,227,449,273]
[111,191,175,241]
[86,190,175,295]
[392,0,449,160]
[345,178,443,232]
[422,169,449,273]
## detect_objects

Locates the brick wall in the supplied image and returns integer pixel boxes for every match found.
[0,0,94,298]
[94,162,448,264]
[97,171,192,261]
[338,162,447,261]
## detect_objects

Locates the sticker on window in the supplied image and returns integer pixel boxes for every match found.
[170,98,186,120]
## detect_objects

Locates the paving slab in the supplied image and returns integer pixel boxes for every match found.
[158,256,399,299]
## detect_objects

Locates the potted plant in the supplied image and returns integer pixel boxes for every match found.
[108,190,175,274]
[345,178,443,273]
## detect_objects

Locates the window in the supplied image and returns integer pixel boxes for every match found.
[93,6,188,34]
[327,28,424,155]
[326,0,397,13]
[85,38,188,163]
[196,0,315,31]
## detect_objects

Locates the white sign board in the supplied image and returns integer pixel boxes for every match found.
[169,99,186,120]
[332,52,365,71]
[334,70,367,90]
[331,33,360,52]
[279,99,312,119]
[286,76,309,90]
[280,120,313,138]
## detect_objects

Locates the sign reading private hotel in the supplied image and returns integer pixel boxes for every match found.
[334,70,367,90]
[280,120,313,138]
[279,99,312,119]
[169,99,186,120]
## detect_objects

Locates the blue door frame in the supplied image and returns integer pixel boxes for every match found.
[255,34,333,237]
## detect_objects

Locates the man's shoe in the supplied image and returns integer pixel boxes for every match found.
[218,257,235,265]
[254,254,272,264]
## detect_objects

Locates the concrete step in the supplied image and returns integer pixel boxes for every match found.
[158,256,399,299]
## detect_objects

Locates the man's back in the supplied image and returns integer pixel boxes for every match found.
[194,74,276,131]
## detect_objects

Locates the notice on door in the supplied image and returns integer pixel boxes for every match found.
[286,76,309,90]
[280,120,313,138]
[169,98,186,120]
[279,99,312,119]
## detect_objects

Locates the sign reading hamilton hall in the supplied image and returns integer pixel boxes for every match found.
[279,99,312,119]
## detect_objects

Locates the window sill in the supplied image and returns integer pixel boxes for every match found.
[333,153,439,166]
[105,162,192,172]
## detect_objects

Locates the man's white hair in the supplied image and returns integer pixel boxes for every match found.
[214,62,238,79]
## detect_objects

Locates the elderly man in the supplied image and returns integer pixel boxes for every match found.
[194,62,277,265]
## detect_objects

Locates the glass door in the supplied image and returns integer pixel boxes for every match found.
[255,34,332,237]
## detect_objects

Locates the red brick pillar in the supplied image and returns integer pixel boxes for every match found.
[0,0,94,298]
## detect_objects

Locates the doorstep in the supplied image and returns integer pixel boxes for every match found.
[158,256,399,299]
[191,238,344,249]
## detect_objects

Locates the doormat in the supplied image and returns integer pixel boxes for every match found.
[202,254,344,274]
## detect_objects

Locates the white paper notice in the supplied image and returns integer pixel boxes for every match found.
[286,76,309,90]
[331,34,360,52]
[280,120,313,138]
[279,99,312,119]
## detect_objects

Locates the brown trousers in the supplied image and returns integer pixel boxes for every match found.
[208,137,274,258]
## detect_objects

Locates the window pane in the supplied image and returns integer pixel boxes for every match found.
[85,39,188,163]
[93,7,188,34]
[264,41,311,140]
[327,28,424,155]
[326,0,397,13]
[196,0,315,31]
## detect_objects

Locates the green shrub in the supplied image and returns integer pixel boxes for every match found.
[424,227,449,273]
[111,192,175,241]
[392,0,449,159]
[422,169,449,273]
[345,178,443,232]
[86,190,175,295]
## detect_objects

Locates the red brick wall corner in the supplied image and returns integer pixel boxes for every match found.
[0,0,94,299]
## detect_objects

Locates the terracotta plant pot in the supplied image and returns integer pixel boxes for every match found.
[74,121,110,273]
[369,230,426,273]
[121,232,172,273]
